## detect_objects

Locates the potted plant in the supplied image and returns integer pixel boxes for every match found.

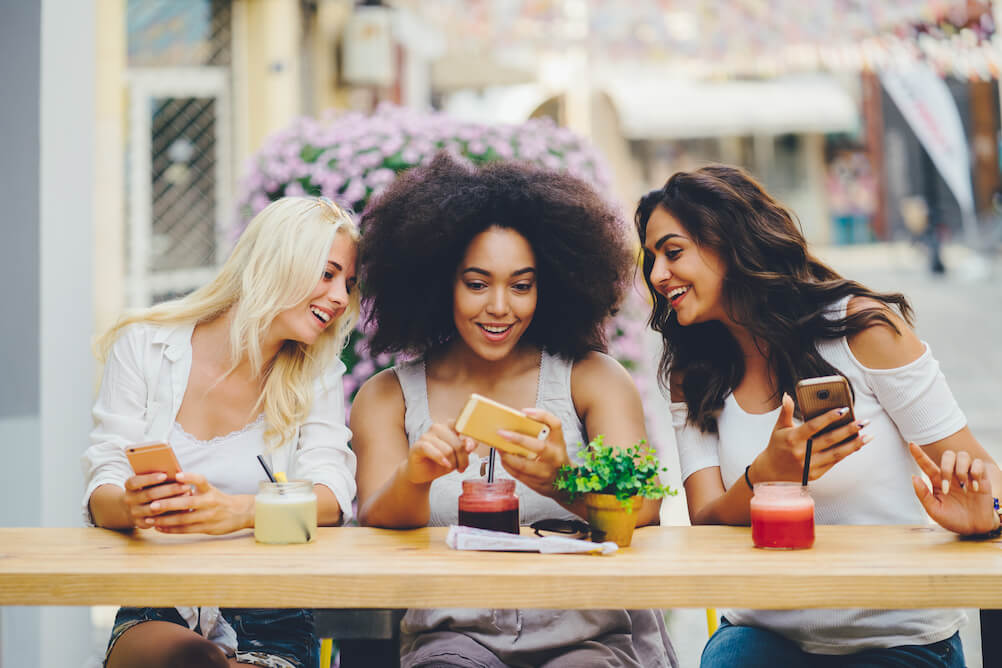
[553,436,674,547]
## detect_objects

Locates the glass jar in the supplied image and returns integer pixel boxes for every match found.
[458,479,519,534]
[254,480,317,544]
[750,482,815,549]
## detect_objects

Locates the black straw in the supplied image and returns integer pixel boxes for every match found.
[256,455,277,483]
[802,439,813,487]
[487,448,496,483]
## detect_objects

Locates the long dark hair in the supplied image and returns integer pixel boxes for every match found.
[635,164,912,433]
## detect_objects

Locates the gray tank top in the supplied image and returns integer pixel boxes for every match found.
[393,352,677,668]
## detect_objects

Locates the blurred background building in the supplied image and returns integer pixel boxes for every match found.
[2,1,1002,666]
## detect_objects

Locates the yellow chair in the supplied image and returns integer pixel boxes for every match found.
[706,608,719,635]
[319,637,333,668]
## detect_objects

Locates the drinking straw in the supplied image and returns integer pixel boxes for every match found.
[802,439,813,487]
[256,454,287,495]
[256,455,277,483]
[487,447,496,483]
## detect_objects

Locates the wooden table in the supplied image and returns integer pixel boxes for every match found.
[2,525,1002,610]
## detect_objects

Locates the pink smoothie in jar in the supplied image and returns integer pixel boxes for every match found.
[750,482,815,549]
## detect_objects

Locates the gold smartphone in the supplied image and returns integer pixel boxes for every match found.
[125,441,183,481]
[795,375,855,448]
[455,394,550,457]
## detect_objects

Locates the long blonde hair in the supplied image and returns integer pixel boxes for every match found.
[98,197,360,449]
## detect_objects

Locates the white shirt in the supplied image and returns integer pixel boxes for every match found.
[81,321,357,526]
[671,295,967,654]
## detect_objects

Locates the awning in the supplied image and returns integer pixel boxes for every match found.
[603,72,860,139]
[442,72,860,139]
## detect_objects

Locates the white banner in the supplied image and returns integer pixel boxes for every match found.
[881,64,977,241]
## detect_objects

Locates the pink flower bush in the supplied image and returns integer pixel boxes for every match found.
[234,104,648,407]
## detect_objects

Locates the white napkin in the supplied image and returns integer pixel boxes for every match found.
[446,525,618,555]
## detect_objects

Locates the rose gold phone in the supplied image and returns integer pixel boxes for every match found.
[795,375,855,449]
[455,394,550,457]
[125,442,182,481]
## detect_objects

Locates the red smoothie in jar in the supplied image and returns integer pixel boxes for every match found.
[750,482,815,549]
[458,479,519,534]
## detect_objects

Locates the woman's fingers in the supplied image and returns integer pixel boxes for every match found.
[415,438,453,469]
[521,407,565,441]
[971,458,989,494]
[954,451,972,491]
[496,429,544,460]
[809,433,869,473]
[938,450,957,494]
[911,474,938,514]
[175,471,210,493]
[908,442,943,493]
[798,407,851,441]
[811,419,866,451]
[124,473,169,491]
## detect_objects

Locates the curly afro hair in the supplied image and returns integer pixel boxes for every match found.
[358,152,633,361]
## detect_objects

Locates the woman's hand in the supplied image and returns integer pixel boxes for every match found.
[496,408,570,499]
[910,442,999,536]
[403,421,477,485]
[753,394,871,483]
[120,473,192,528]
[148,472,254,535]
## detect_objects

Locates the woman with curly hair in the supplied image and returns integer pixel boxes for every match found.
[636,164,1000,668]
[351,153,677,668]
[84,197,359,668]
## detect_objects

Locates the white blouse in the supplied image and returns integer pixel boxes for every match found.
[81,321,357,525]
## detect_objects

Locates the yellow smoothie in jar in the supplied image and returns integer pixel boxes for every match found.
[254,480,317,544]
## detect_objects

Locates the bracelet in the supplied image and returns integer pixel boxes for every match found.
[744,465,754,492]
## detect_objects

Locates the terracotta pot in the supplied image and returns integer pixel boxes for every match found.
[583,493,643,547]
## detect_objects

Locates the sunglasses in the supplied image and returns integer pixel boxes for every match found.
[530,518,607,543]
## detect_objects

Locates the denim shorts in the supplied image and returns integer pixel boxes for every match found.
[105,606,318,668]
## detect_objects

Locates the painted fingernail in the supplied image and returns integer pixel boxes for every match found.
[497,429,514,439]
[942,480,950,495]
[973,480,980,492]
[861,434,874,444]
[837,407,849,415]
[150,502,160,511]
[157,473,167,481]
[857,420,870,428]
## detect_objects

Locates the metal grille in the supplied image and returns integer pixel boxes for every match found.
[127,0,231,67]
[150,97,218,272]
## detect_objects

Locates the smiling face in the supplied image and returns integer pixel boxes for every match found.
[271,230,358,346]
[453,226,538,361]
[643,206,729,327]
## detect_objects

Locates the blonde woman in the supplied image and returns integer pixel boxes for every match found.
[83,197,359,668]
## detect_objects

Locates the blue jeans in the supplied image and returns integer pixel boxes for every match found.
[701,618,964,668]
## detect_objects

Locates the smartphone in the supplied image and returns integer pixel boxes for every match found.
[125,441,182,481]
[795,375,855,448]
[455,393,550,457]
